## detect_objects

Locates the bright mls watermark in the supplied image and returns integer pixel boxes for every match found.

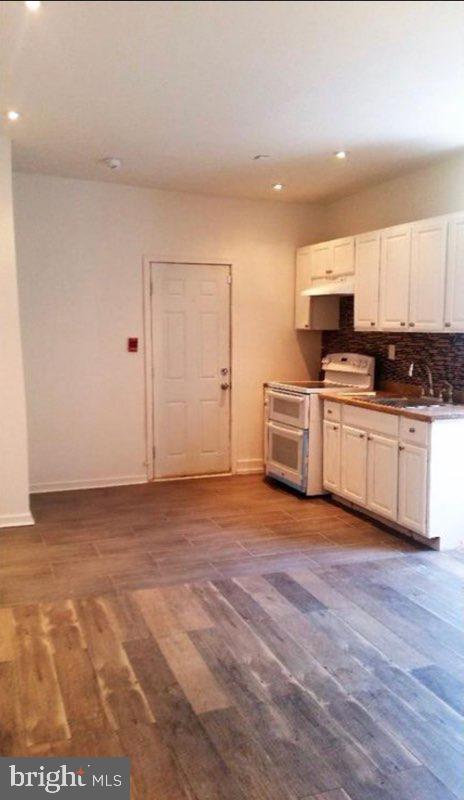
[0,759,130,798]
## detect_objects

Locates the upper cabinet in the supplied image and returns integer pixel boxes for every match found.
[310,237,355,279]
[409,217,447,331]
[354,231,381,330]
[379,217,447,332]
[445,214,464,332]
[296,210,464,333]
[379,224,411,330]
[295,246,339,330]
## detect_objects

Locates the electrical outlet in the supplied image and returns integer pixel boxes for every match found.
[388,344,396,361]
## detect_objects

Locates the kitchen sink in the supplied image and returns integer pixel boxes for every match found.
[361,396,444,410]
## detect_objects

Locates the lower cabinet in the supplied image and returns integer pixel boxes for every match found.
[323,403,429,538]
[323,420,341,491]
[366,433,398,521]
[398,443,428,534]
[340,425,367,505]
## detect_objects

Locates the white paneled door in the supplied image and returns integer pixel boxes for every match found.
[151,263,231,478]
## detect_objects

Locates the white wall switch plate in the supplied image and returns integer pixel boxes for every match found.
[388,344,396,360]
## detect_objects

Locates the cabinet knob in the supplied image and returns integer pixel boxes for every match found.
[445,322,451,328]
[359,433,365,439]
[305,324,309,328]
[409,322,415,327]
[333,425,338,430]
[327,409,332,414]
[370,321,375,326]
[399,445,405,451]
[326,269,333,274]
[409,427,416,433]
[400,322,406,326]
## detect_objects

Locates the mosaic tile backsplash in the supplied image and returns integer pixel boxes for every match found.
[322,297,464,393]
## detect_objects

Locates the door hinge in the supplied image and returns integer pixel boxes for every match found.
[227,274,232,285]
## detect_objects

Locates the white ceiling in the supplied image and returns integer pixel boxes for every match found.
[1,0,464,203]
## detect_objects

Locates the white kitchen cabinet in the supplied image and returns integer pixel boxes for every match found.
[323,420,341,492]
[332,237,355,276]
[295,247,339,330]
[367,433,398,521]
[444,214,464,331]
[398,443,428,535]
[322,401,464,548]
[341,425,367,505]
[310,237,355,279]
[379,224,411,330]
[354,231,381,329]
[310,241,333,278]
[409,217,447,331]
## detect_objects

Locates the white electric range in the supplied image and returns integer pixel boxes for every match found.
[265,353,375,495]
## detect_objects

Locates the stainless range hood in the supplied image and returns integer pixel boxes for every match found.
[301,275,355,296]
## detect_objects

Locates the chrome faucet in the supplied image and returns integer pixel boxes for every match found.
[408,361,435,397]
[439,380,454,404]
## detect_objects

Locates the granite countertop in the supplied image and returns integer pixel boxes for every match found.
[320,390,464,422]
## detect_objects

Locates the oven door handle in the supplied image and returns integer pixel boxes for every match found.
[267,389,305,404]
[267,421,305,440]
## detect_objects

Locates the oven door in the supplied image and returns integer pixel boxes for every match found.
[267,389,309,428]
[265,420,308,490]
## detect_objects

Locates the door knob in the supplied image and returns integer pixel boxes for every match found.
[221,382,231,390]
[220,367,229,375]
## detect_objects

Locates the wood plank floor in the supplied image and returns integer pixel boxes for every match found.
[1,474,463,799]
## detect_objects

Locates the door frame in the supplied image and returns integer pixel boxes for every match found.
[142,255,235,481]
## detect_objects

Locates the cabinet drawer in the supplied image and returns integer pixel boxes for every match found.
[342,404,399,437]
[399,416,429,447]
[324,401,341,422]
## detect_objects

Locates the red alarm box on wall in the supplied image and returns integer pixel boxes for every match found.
[127,337,138,352]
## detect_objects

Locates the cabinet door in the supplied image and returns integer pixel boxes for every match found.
[398,443,428,535]
[295,248,311,329]
[354,232,381,329]
[332,237,355,277]
[367,434,398,521]
[445,215,464,332]
[323,420,341,492]
[311,241,333,278]
[379,225,411,330]
[341,425,368,505]
[409,217,447,331]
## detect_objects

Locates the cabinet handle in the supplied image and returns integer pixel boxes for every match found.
[359,433,365,439]
[400,322,406,326]
[370,321,375,326]
[445,322,451,328]
[409,322,415,327]
[367,435,372,441]
[326,269,333,274]
[333,425,338,431]
[305,324,309,328]
[327,409,332,414]
[399,445,405,451]
[409,427,416,433]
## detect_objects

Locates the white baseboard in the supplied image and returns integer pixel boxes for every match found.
[0,511,35,529]
[235,458,264,475]
[30,475,148,494]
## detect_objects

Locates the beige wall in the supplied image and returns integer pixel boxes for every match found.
[14,173,322,491]
[322,153,464,237]
[0,139,32,525]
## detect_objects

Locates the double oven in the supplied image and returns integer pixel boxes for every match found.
[265,354,375,495]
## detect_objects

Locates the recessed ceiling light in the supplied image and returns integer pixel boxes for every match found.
[6,110,21,121]
[334,150,349,160]
[272,183,284,191]
[25,1,42,10]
